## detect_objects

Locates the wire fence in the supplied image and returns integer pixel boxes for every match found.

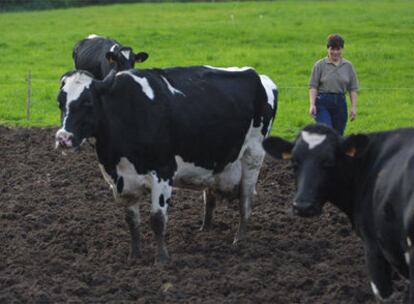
[1,79,414,91]
[1,71,412,124]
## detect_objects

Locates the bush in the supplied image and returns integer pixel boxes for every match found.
[0,0,229,12]
[0,0,152,11]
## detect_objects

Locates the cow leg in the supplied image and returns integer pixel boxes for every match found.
[365,245,393,301]
[407,236,414,304]
[124,201,141,260]
[200,188,216,231]
[234,147,265,244]
[150,174,172,264]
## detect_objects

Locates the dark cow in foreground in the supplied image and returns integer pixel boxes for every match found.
[73,34,149,79]
[263,123,414,303]
[55,65,277,264]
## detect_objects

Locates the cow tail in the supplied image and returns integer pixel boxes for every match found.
[257,74,278,136]
[404,196,414,247]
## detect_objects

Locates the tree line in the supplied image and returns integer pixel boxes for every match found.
[0,0,224,11]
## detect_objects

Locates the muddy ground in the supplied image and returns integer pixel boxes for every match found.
[0,126,408,303]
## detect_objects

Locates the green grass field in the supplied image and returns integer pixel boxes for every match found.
[0,0,413,139]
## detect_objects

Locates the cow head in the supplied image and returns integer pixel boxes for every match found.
[263,124,369,217]
[105,46,148,71]
[55,70,115,149]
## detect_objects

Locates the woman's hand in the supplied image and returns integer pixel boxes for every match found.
[350,91,357,121]
[309,104,317,118]
[309,88,318,119]
[350,106,357,121]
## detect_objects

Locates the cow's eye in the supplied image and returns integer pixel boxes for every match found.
[70,103,81,112]
[323,160,335,168]
[82,100,93,108]
[291,159,300,171]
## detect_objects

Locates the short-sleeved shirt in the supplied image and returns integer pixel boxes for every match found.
[309,57,359,94]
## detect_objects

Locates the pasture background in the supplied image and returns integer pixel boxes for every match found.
[0,0,413,139]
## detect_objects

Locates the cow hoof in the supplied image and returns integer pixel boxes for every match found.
[233,235,243,245]
[233,228,247,244]
[199,224,211,232]
[155,256,170,266]
[128,251,141,263]
[376,292,397,303]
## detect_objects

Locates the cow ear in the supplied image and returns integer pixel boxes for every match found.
[94,69,116,94]
[105,51,118,64]
[135,52,149,63]
[262,136,294,160]
[341,134,369,158]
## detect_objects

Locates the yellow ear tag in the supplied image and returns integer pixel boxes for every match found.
[346,147,357,157]
[281,152,291,160]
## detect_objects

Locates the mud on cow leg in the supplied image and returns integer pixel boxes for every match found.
[125,202,142,260]
[365,245,393,302]
[234,149,264,244]
[150,210,169,264]
[200,188,216,231]
[150,173,171,264]
[407,239,414,304]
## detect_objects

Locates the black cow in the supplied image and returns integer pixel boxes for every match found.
[72,34,149,80]
[263,123,414,302]
[55,65,277,264]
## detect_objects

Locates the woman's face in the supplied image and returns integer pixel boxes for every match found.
[327,46,342,62]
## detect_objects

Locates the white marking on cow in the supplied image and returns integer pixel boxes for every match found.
[173,155,242,196]
[238,121,266,164]
[110,44,119,52]
[216,160,242,193]
[370,282,384,300]
[121,49,131,60]
[60,75,67,85]
[98,164,116,195]
[175,121,265,196]
[204,65,253,72]
[408,237,412,247]
[405,251,411,265]
[115,157,151,197]
[62,72,93,105]
[60,72,93,130]
[127,204,140,226]
[259,74,277,108]
[117,71,154,100]
[266,118,273,137]
[87,34,100,39]
[160,76,185,96]
[55,129,74,148]
[239,121,266,219]
[173,156,215,189]
[301,131,327,149]
[151,174,171,217]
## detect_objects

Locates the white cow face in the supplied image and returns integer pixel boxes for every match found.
[55,71,101,149]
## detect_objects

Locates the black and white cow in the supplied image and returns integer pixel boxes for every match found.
[263,123,414,302]
[72,34,149,80]
[55,64,277,264]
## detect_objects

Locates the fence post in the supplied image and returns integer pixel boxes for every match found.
[26,70,31,121]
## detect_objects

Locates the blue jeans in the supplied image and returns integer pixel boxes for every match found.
[315,93,347,135]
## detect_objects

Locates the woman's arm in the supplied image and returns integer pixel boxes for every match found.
[309,88,318,117]
[350,90,357,121]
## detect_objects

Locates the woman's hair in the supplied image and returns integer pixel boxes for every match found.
[327,34,344,49]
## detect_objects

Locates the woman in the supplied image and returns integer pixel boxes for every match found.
[309,34,358,135]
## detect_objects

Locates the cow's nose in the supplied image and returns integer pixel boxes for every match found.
[55,129,74,148]
[292,201,321,217]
